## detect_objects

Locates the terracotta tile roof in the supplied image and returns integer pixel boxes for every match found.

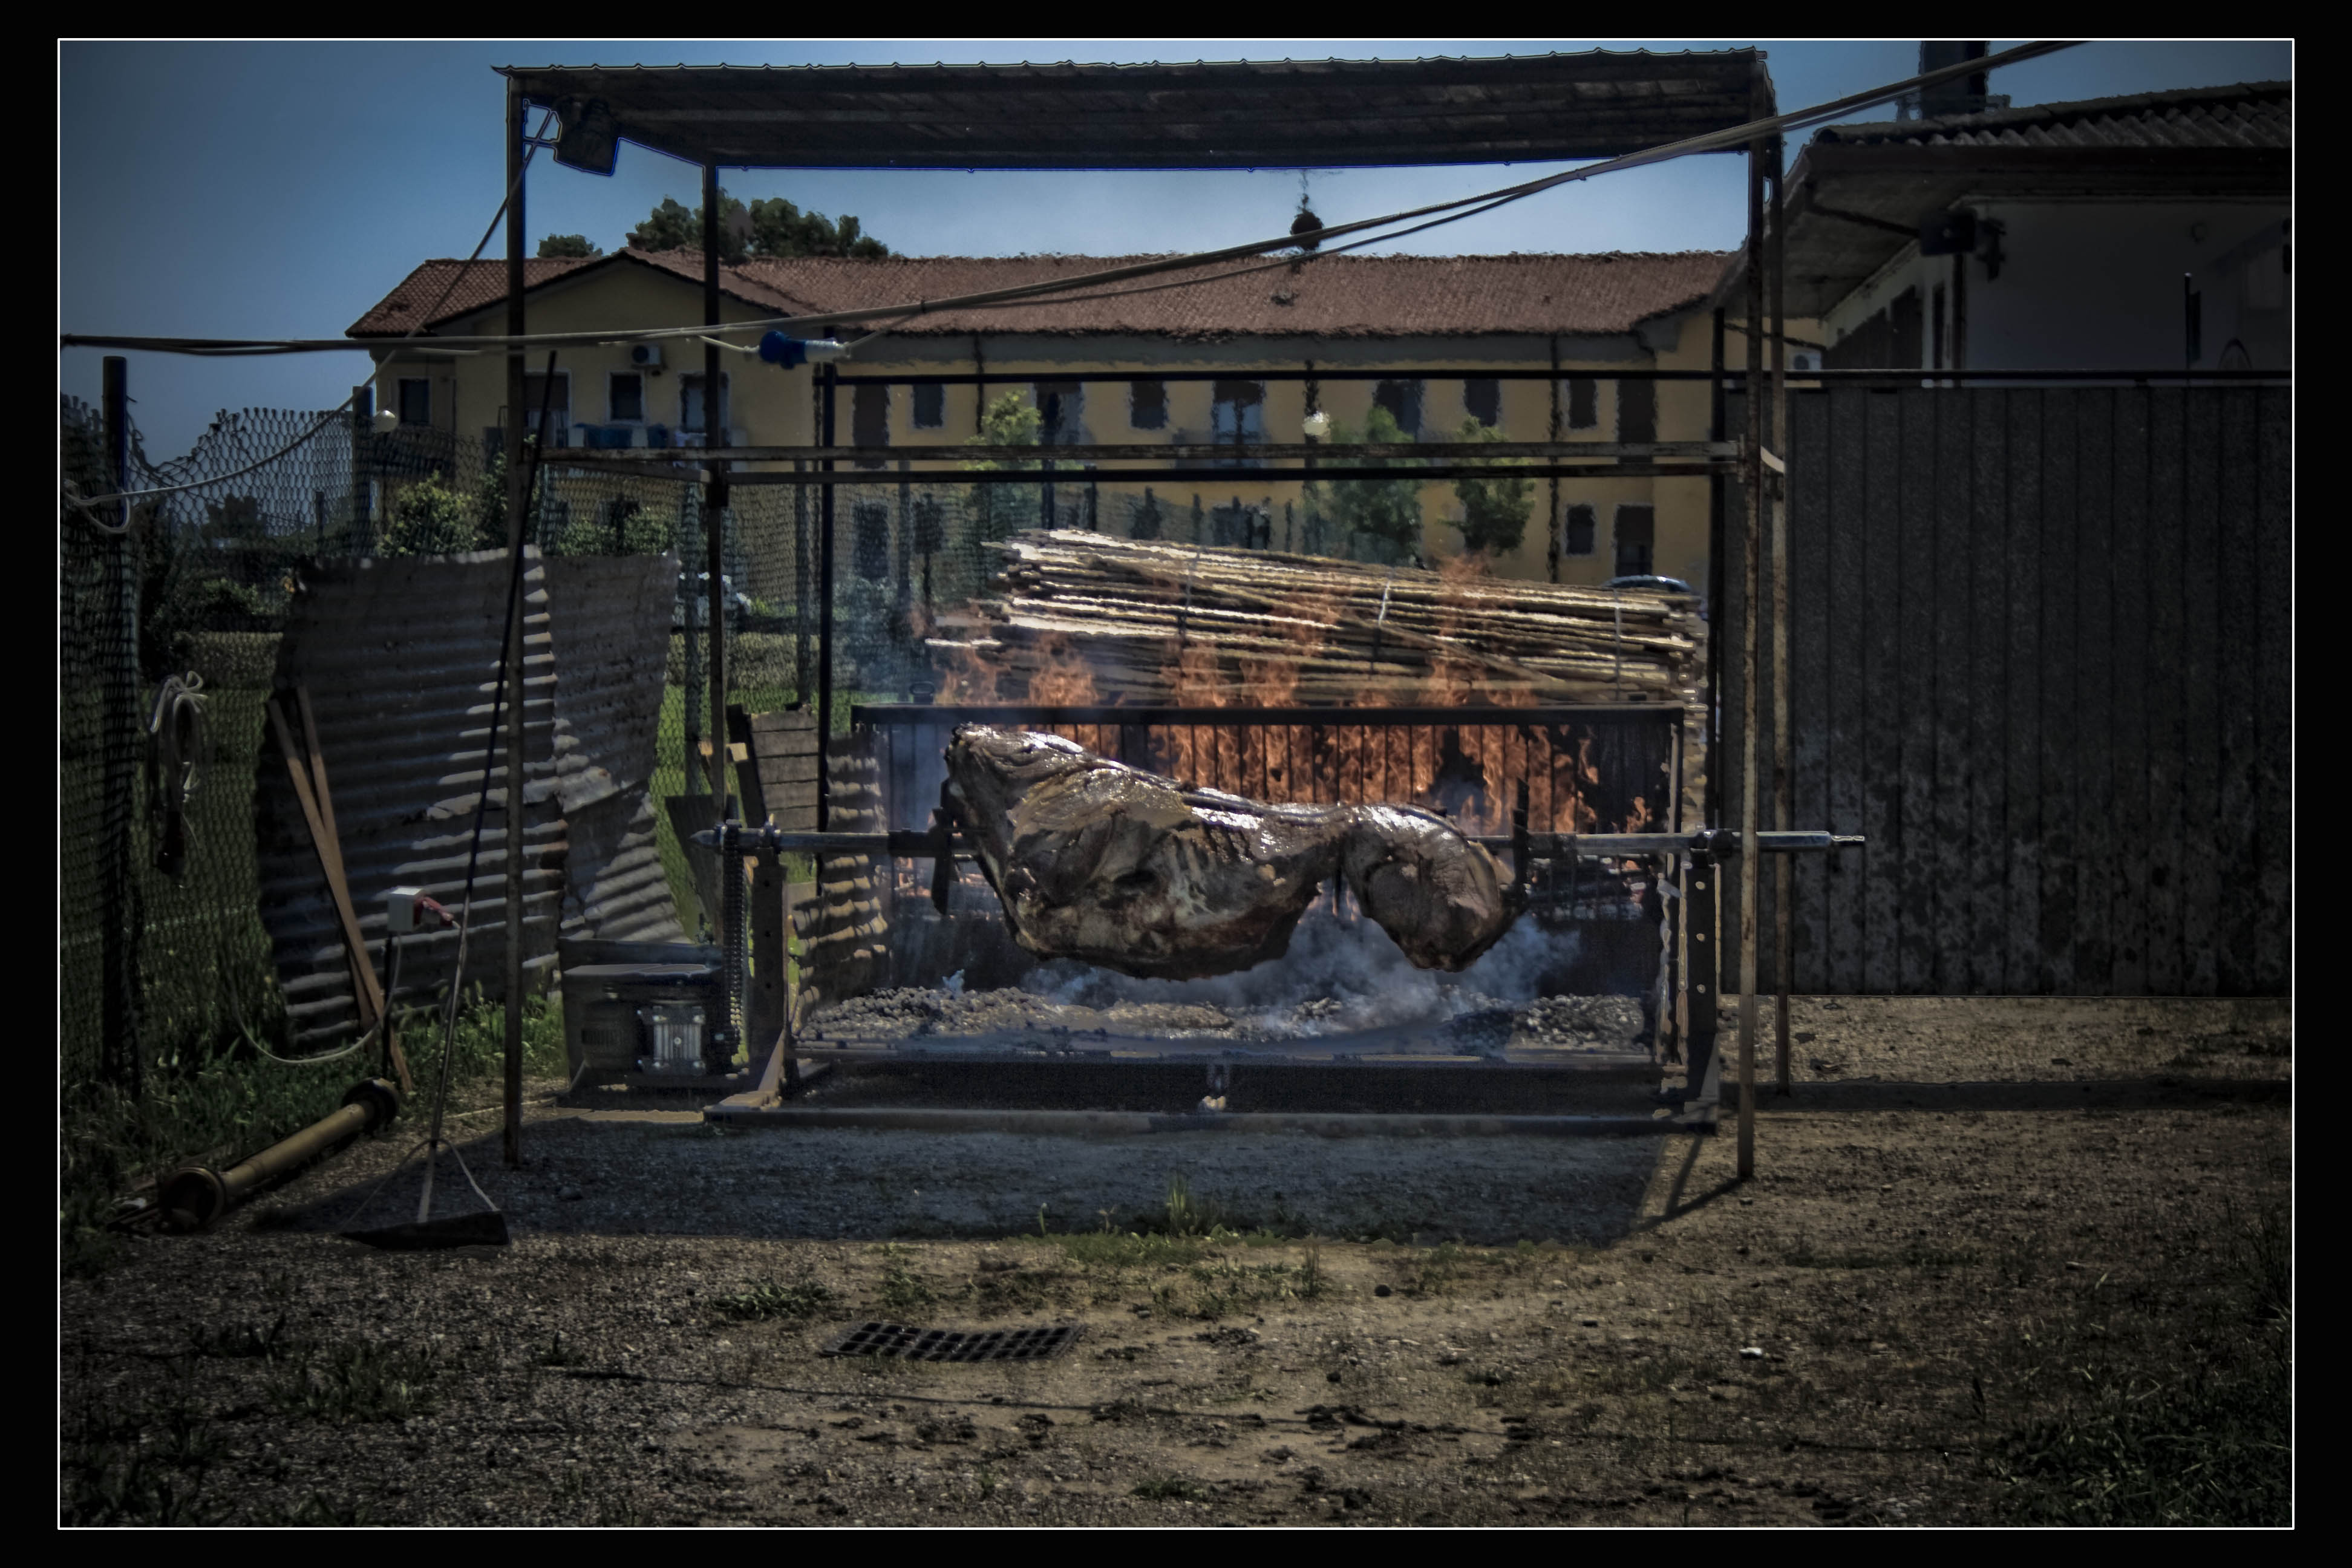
[350,248,1726,341]
[345,249,815,337]
[1814,80,2291,153]
[737,252,1729,338]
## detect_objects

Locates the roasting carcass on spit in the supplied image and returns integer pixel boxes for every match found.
[943,725,1514,980]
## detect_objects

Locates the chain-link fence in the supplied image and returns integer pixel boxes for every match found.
[60,385,1424,1091]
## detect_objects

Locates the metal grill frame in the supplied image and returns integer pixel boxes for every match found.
[823,1320,1082,1362]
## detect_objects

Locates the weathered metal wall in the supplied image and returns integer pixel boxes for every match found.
[1720,385,2290,996]
[258,550,564,1045]
[257,550,686,1045]
[545,552,686,946]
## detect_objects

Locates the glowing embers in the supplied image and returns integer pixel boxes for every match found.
[823,1321,1082,1362]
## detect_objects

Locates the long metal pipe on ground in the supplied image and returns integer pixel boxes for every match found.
[160,1079,400,1232]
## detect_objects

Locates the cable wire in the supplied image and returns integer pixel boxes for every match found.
[61,42,2080,364]
[66,111,557,511]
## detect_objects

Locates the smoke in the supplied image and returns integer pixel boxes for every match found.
[1023,904,1579,1038]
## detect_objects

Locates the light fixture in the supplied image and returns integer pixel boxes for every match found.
[1301,410,1330,440]
[372,407,400,434]
[552,97,618,177]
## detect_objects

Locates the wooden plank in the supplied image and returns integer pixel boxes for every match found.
[1788,391,1832,994]
[1967,390,2010,994]
[2178,389,2222,996]
[2213,388,2261,993]
[2070,390,2115,993]
[748,708,820,734]
[2250,387,2290,993]
[264,694,389,1040]
[2107,388,2151,995]
[1931,390,1975,994]
[1895,388,1939,994]
[2141,389,2187,994]
[757,754,823,785]
[1824,388,1868,991]
[2036,390,2077,995]
[2003,390,2043,993]
[1860,390,1903,993]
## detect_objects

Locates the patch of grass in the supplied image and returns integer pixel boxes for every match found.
[876,1248,936,1315]
[1046,1231,1209,1270]
[61,1385,226,1526]
[1132,1475,1203,1501]
[714,1280,838,1322]
[1976,1199,2290,1526]
[61,991,565,1277]
[267,1339,440,1423]
[1414,1241,1467,1295]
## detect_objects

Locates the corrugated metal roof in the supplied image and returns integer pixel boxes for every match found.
[498,51,1769,171]
[1814,80,2290,152]
[256,549,685,1046]
[354,250,1730,342]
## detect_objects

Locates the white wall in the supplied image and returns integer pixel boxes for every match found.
[1823,200,2291,372]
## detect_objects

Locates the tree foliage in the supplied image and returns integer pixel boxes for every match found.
[629,190,889,263]
[964,391,1043,546]
[536,234,602,259]
[1448,416,1534,558]
[1304,404,1423,564]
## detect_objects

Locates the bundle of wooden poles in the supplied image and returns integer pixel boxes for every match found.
[924,531,1707,708]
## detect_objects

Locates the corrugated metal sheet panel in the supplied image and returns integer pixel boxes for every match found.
[259,550,563,1045]
[1718,386,2291,997]
[544,553,686,946]
[1815,82,2290,152]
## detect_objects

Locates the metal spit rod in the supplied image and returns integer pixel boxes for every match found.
[693,823,1861,860]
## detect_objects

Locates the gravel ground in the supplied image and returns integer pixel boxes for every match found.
[60,995,2290,1527]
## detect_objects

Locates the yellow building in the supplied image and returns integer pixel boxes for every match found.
[350,247,1785,593]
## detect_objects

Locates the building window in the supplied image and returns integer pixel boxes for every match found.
[1034,381,1084,446]
[1930,284,1947,371]
[1616,378,1655,445]
[851,501,890,581]
[397,378,431,427]
[1373,379,1422,437]
[1129,379,1168,431]
[852,384,890,469]
[520,371,569,440]
[1565,378,1598,431]
[679,373,729,435]
[1463,377,1501,428]
[1613,505,1655,577]
[1563,503,1597,557]
[608,373,644,423]
[1210,381,1265,451]
[912,383,946,429]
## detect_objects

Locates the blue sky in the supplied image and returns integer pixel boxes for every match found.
[60,39,2290,458]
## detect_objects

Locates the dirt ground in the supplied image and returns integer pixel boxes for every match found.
[60,995,2290,1527]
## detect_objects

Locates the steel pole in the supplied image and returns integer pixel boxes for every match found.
[816,364,838,828]
[501,78,527,1168]
[1736,96,1766,1180]
[1769,139,1795,1097]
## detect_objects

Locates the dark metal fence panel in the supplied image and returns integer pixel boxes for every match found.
[1722,384,2290,997]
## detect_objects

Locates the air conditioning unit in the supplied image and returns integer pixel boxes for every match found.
[630,343,664,369]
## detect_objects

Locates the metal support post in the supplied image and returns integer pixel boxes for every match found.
[1681,850,1719,1115]
[816,363,838,827]
[350,385,373,552]
[701,162,737,1076]
[1769,139,1795,1096]
[501,78,527,1167]
[1706,308,1726,829]
[99,355,142,1097]
[1736,93,1766,1180]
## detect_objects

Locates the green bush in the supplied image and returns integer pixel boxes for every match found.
[1448,416,1534,558]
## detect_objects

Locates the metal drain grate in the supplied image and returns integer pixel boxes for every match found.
[822,1321,1082,1362]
